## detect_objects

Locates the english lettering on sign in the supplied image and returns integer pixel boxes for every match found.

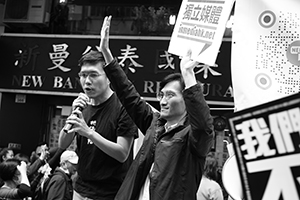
[142,80,233,99]
[143,81,160,94]
[201,83,233,98]
[12,75,81,91]
[12,75,44,88]
[53,76,79,89]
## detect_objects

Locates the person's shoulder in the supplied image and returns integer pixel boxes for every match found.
[101,93,122,111]
[110,93,122,106]
[50,169,67,181]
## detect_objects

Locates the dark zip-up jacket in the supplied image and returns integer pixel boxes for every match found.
[104,59,214,200]
[45,168,73,200]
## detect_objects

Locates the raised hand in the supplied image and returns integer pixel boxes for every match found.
[17,161,28,175]
[99,16,112,54]
[180,49,199,89]
[17,161,30,185]
[39,144,49,161]
[180,49,199,73]
[65,108,92,138]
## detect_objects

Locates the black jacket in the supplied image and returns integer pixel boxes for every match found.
[45,168,73,200]
[105,59,215,200]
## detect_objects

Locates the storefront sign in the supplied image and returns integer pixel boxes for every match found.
[0,34,233,106]
[8,142,22,150]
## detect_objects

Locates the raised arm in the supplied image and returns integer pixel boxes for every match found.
[180,50,215,157]
[99,15,154,133]
[180,49,198,89]
[17,161,32,198]
[100,16,114,65]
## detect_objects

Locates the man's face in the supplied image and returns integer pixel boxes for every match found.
[66,162,77,176]
[158,80,186,122]
[36,144,49,159]
[79,62,110,99]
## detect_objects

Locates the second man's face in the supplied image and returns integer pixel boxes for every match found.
[79,62,110,99]
[159,80,186,122]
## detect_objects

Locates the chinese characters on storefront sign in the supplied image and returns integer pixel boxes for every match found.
[0,35,233,104]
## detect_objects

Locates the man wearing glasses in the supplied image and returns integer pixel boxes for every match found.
[58,50,138,200]
[99,16,215,200]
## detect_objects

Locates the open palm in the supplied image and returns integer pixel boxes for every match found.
[99,16,112,52]
[180,49,199,72]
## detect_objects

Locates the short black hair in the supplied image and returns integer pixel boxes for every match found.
[159,73,185,91]
[0,158,20,181]
[203,153,219,181]
[78,50,105,67]
[0,147,13,162]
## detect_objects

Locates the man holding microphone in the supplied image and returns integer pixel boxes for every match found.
[58,50,138,200]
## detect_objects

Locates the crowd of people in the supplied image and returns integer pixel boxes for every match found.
[0,15,229,200]
[0,144,77,200]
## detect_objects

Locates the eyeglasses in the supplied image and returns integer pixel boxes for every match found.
[157,91,176,101]
[78,72,104,79]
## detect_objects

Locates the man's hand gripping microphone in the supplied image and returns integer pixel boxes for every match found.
[63,106,83,133]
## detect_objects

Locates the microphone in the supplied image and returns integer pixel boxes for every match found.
[63,106,84,133]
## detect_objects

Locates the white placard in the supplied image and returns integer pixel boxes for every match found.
[168,0,235,66]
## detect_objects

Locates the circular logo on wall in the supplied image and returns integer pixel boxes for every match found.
[258,10,276,28]
[286,40,300,66]
[255,73,272,90]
